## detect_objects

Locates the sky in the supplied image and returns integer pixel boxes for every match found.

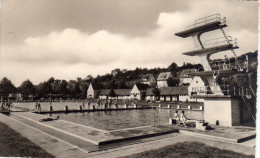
[0,0,258,86]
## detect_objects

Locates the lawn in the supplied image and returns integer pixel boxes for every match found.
[0,121,54,157]
[123,141,254,158]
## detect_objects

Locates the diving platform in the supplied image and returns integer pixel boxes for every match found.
[183,44,238,56]
[175,14,226,38]
[188,69,244,77]
[175,21,227,38]
[175,14,254,127]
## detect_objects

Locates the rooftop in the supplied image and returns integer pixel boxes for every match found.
[157,72,172,81]
[159,86,188,95]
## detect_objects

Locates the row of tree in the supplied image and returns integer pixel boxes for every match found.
[0,50,257,101]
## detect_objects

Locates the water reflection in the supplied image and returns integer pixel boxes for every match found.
[44,108,203,131]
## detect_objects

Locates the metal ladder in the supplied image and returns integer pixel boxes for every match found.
[219,27,241,70]
[240,93,256,124]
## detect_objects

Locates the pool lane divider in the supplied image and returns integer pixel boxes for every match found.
[33,107,154,114]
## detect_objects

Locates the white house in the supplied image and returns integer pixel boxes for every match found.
[87,83,103,99]
[188,76,206,102]
[130,83,150,100]
[99,89,131,100]
[179,69,196,86]
[99,89,113,100]
[159,86,189,102]
[140,74,157,86]
[157,72,172,88]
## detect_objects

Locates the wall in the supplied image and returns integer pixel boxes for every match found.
[99,95,107,100]
[179,95,189,102]
[87,84,95,98]
[130,85,141,100]
[188,76,205,96]
[204,97,232,126]
[146,96,155,101]
[157,81,168,88]
[204,97,241,127]
[180,77,193,84]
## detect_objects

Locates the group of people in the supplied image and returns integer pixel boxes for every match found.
[81,98,135,110]
[173,110,188,127]
[35,101,41,111]
[1,101,12,111]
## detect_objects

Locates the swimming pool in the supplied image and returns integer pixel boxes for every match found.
[44,109,204,131]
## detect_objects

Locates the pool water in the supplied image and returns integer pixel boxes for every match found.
[45,109,204,131]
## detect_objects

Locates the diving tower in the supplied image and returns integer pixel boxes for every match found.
[175,14,255,127]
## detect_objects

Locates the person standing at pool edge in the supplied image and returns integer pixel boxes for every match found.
[38,102,41,112]
[180,111,187,127]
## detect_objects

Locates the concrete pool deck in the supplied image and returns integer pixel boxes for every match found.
[6,112,179,146]
[0,112,255,157]
[179,124,256,143]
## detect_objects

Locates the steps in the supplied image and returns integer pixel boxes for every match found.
[196,121,211,131]
[219,27,241,70]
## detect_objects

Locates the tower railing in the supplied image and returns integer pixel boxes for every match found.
[191,85,253,96]
[194,36,237,50]
[185,13,226,30]
[197,59,244,72]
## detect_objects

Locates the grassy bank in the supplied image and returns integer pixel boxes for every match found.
[123,141,254,158]
[0,122,54,157]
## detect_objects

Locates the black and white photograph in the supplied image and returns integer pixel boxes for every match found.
[0,0,258,157]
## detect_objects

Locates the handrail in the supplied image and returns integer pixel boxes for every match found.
[191,85,255,97]
[197,59,244,71]
[185,13,225,30]
[194,36,237,50]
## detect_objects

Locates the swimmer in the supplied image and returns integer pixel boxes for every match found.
[39,116,59,122]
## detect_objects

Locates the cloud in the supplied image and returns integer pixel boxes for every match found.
[0,1,258,86]
[1,12,196,67]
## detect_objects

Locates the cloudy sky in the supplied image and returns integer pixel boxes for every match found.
[0,0,258,86]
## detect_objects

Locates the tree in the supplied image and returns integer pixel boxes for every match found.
[0,77,16,100]
[57,80,68,98]
[151,87,160,98]
[67,80,80,99]
[18,80,36,100]
[117,80,128,89]
[36,81,49,98]
[167,77,180,87]
[168,62,178,76]
[79,82,88,99]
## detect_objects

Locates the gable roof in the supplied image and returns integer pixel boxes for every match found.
[146,87,159,96]
[90,83,103,90]
[99,89,113,96]
[159,86,188,95]
[135,83,150,91]
[114,89,131,96]
[179,69,196,78]
[157,72,171,81]
[140,74,155,82]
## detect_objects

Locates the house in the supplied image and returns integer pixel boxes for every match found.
[99,89,131,100]
[188,76,205,102]
[159,86,189,102]
[114,89,131,100]
[179,69,196,86]
[139,74,156,86]
[157,72,172,88]
[87,83,103,99]
[99,89,114,100]
[130,83,150,100]
[146,87,159,101]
